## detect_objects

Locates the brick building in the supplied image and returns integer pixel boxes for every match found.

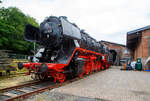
[100,40,130,65]
[127,25,150,63]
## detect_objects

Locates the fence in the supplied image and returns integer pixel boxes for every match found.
[0,50,30,72]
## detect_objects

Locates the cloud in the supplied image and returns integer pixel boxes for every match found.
[1,0,150,45]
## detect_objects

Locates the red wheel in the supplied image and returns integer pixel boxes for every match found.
[56,73,66,83]
[78,73,84,78]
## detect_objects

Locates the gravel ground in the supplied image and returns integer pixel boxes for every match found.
[0,75,32,89]
[26,66,150,101]
[26,91,108,101]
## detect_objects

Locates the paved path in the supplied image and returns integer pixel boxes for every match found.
[52,66,150,101]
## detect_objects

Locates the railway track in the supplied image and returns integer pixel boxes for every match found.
[0,69,104,101]
[0,77,79,101]
[0,80,53,101]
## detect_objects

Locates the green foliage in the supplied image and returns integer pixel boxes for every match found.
[0,7,39,54]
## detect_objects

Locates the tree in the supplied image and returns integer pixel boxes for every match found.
[0,7,39,54]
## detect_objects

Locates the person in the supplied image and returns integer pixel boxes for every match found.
[131,61,136,70]
[126,60,132,70]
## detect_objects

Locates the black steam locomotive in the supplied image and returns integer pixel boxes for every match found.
[19,16,110,83]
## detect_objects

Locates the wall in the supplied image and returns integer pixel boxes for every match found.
[134,29,150,62]
[102,42,130,59]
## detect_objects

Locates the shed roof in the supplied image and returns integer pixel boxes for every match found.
[127,25,150,35]
[100,40,126,47]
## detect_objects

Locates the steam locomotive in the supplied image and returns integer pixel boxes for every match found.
[18,16,110,83]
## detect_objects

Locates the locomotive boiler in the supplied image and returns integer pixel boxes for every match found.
[18,16,110,83]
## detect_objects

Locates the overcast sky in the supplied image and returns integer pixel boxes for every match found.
[1,0,150,45]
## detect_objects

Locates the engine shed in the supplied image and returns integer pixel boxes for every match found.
[127,25,150,63]
[100,40,130,65]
